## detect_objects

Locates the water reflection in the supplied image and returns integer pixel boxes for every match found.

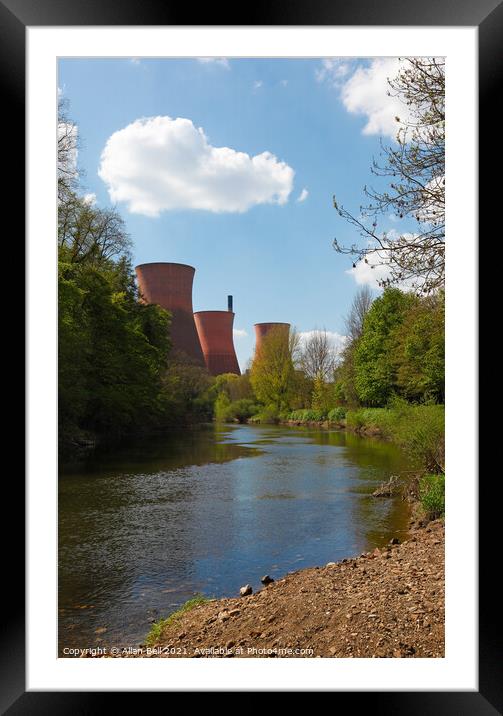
[59,424,410,652]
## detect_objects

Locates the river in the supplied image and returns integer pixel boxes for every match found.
[58,423,411,653]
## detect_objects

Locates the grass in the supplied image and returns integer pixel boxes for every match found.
[419,473,445,520]
[145,594,210,646]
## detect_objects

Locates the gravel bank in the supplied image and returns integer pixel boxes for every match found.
[130,518,444,659]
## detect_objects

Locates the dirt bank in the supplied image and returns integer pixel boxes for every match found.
[125,519,444,658]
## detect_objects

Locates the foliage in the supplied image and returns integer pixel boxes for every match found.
[336,287,444,408]
[59,192,132,265]
[288,409,327,422]
[59,259,171,449]
[145,595,210,646]
[345,408,389,431]
[345,403,444,473]
[212,372,254,402]
[392,292,444,402]
[354,288,416,405]
[333,58,445,294]
[160,359,214,425]
[250,326,299,412]
[227,399,260,423]
[214,395,259,423]
[419,473,445,520]
[214,391,232,422]
[327,407,346,422]
[249,404,280,424]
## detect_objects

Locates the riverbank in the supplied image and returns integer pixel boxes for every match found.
[129,517,444,658]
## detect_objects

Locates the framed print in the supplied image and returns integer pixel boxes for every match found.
[2,0,492,708]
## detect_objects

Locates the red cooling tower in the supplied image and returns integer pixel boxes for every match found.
[194,311,241,376]
[135,262,204,365]
[254,322,291,357]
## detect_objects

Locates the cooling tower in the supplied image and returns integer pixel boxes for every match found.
[135,262,204,365]
[254,322,291,357]
[194,310,241,376]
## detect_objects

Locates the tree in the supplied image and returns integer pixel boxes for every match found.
[344,286,374,342]
[59,260,171,446]
[299,329,341,413]
[392,292,444,402]
[353,288,416,406]
[333,58,445,294]
[333,287,374,406]
[250,326,299,412]
[58,97,79,203]
[300,329,337,382]
[59,193,132,265]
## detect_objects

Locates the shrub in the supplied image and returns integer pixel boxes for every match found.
[346,408,388,431]
[250,404,280,424]
[286,409,326,422]
[389,404,445,473]
[419,473,445,520]
[214,391,231,422]
[327,407,346,422]
[228,399,260,423]
[345,403,444,472]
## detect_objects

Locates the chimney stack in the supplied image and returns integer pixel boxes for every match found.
[227,295,233,312]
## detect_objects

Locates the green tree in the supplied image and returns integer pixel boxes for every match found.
[58,260,171,447]
[354,288,416,405]
[393,292,444,402]
[250,326,299,412]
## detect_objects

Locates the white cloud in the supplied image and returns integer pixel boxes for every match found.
[340,58,407,139]
[253,80,263,90]
[233,329,248,338]
[98,116,294,216]
[317,57,408,139]
[346,254,392,289]
[130,57,141,65]
[83,192,97,206]
[297,188,309,203]
[298,330,348,355]
[197,57,230,69]
[315,58,351,85]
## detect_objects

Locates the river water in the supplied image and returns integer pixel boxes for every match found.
[58,424,411,652]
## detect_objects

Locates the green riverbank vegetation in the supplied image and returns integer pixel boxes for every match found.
[58,100,214,456]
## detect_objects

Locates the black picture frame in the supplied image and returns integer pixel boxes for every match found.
[4,0,490,710]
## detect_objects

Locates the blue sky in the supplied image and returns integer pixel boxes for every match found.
[58,56,410,370]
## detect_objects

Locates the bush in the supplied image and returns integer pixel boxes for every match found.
[345,408,388,431]
[286,409,326,423]
[250,404,280,424]
[327,407,346,422]
[345,403,444,473]
[419,473,445,520]
[228,399,260,423]
[388,404,445,473]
